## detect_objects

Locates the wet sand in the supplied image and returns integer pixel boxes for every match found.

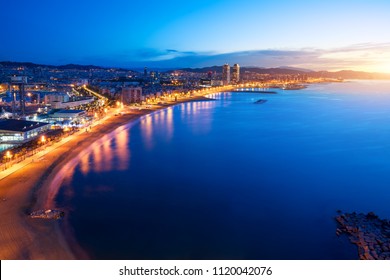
[0,95,213,260]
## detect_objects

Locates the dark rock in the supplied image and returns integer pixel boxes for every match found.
[335,211,390,260]
[367,212,378,219]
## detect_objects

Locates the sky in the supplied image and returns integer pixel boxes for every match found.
[2,0,390,72]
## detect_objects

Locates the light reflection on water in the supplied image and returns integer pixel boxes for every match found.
[178,101,215,135]
[56,81,390,260]
[78,129,131,175]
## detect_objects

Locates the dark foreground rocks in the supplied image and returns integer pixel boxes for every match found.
[335,211,390,260]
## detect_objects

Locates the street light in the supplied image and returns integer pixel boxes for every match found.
[4,151,12,168]
[41,135,46,144]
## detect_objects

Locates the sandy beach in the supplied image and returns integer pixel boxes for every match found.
[0,95,213,260]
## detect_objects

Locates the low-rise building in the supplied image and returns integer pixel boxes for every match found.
[211,80,224,86]
[200,79,212,87]
[51,97,94,109]
[121,87,142,104]
[41,109,89,127]
[44,92,69,105]
[51,109,86,119]
[0,119,51,144]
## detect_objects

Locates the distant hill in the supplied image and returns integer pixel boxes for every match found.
[242,67,312,75]
[1,61,390,79]
[56,64,106,70]
[313,70,390,80]
[179,66,223,73]
[178,66,313,75]
[0,61,130,72]
[178,66,390,79]
[0,61,47,68]
[277,66,314,72]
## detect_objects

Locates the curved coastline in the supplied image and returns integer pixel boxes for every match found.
[0,95,216,260]
[36,112,150,259]
[39,110,170,259]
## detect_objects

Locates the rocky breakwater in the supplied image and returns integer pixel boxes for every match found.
[335,211,390,260]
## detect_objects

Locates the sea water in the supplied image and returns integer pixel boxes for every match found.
[56,80,390,259]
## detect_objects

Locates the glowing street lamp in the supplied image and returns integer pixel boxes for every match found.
[41,135,46,144]
[6,151,12,161]
[4,151,12,168]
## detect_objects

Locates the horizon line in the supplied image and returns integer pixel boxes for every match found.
[2,60,390,75]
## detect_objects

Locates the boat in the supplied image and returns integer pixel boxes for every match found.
[254,99,267,104]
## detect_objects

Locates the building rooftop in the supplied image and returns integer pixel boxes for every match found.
[0,119,50,132]
[55,109,85,114]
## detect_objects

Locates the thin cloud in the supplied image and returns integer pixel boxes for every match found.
[131,43,390,72]
[56,43,390,73]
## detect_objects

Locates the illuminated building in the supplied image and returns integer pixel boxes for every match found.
[200,79,212,87]
[121,87,143,104]
[232,64,240,83]
[222,64,230,85]
[0,119,50,144]
[44,92,69,105]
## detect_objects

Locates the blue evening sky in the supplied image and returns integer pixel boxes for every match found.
[2,0,390,72]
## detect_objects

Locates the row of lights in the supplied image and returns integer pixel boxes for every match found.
[1,84,238,165]
[1,84,236,167]
[3,135,46,162]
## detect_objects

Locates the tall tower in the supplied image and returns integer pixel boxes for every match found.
[10,76,27,117]
[232,64,240,83]
[222,64,230,85]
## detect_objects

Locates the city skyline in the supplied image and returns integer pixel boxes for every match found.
[2,0,390,72]
[2,0,390,265]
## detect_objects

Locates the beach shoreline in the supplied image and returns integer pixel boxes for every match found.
[0,94,215,260]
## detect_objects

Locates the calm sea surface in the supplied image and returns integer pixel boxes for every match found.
[56,80,390,259]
